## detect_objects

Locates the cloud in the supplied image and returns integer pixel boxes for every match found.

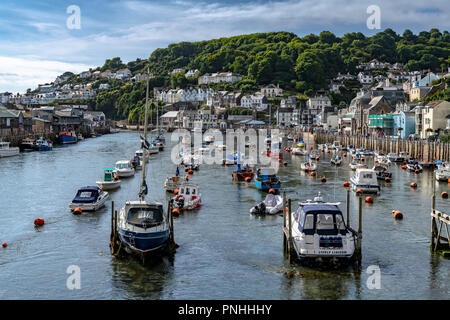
[0,0,449,93]
[0,56,91,94]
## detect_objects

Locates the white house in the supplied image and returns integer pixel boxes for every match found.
[260,84,283,97]
[115,69,132,80]
[240,93,268,111]
[198,72,242,85]
[276,107,295,127]
[99,83,111,90]
[358,72,374,84]
[79,71,92,79]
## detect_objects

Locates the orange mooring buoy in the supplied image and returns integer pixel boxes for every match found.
[392,210,403,220]
[2,242,7,248]
[245,176,251,182]
[442,192,449,199]
[357,188,364,194]
[365,196,373,203]
[385,177,391,182]
[410,182,417,188]
[402,165,406,170]
[188,170,193,174]
[269,188,275,194]
[310,171,316,176]
[321,177,327,182]
[343,181,350,187]
[174,189,179,195]
[172,208,180,215]
[73,207,82,215]
[34,218,45,227]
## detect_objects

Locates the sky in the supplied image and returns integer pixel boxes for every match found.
[0,0,449,93]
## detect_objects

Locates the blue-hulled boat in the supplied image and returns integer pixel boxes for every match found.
[254,168,281,191]
[35,138,53,151]
[117,68,171,259]
[59,130,77,144]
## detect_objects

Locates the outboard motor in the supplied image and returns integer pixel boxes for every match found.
[175,195,185,209]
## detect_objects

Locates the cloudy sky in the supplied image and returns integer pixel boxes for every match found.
[0,0,449,93]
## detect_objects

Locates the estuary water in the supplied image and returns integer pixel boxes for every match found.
[0,131,449,299]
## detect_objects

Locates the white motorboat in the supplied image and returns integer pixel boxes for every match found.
[376,156,391,166]
[69,186,109,211]
[114,160,135,178]
[0,141,20,157]
[96,168,121,190]
[249,193,283,215]
[291,147,306,155]
[172,183,202,211]
[290,192,356,264]
[406,160,423,172]
[435,162,450,181]
[372,164,392,180]
[350,168,380,194]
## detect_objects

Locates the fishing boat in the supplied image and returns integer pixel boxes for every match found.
[114,160,135,178]
[290,192,356,264]
[19,138,37,152]
[254,168,281,191]
[350,168,380,194]
[172,183,202,211]
[59,130,77,144]
[330,155,342,166]
[349,162,367,171]
[372,164,392,180]
[232,147,254,181]
[96,168,121,190]
[35,138,53,151]
[249,191,283,215]
[117,68,171,257]
[435,162,450,181]
[406,160,423,172]
[69,186,109,211]
[164,175,184,193]
[0,141,20,157]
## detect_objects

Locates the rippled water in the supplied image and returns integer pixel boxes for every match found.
[0,131,448,299]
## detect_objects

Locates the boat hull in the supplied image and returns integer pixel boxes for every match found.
[96,180,121,190]
[350,179,380,194]
[254,180,281,191]
[0,148,20,157]
[59,134,77,144]
[118,229,170,253]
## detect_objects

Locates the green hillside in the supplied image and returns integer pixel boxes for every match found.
[68,29,450,121]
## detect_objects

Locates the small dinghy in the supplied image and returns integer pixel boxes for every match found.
[330,155,342,166]
[96,168,121,190]
[406,160,423,172]
[349,162,367,171]
[250,191,283,215]
[171,183,202,211]
[372,164,392,180]
[69,186,109,212]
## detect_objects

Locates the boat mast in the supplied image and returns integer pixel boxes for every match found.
[140,66,150,200]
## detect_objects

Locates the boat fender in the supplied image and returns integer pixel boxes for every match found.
[365,197,373,204]
[343,181,350,187]
[34,218,45,227]
[73,207,83,215]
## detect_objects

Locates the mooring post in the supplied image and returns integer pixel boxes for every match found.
[111,201,114,241]
[114,210,118,240]
[346,188,350,227]
[431,174,436,249]
[355,196,363,264]
[288,198,292,262]
[169,201,174,246]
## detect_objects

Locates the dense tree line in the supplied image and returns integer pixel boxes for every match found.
[90,29,449,120]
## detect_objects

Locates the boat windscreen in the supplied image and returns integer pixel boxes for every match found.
[127,207,163,228]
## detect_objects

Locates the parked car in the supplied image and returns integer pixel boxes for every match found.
[408,134,419,140]
[427,134,439,142]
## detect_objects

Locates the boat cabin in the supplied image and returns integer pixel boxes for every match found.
[354,169,378,185]
[126,203,164,229]
[178,184,200,199]
[295,204,349,237]
[72,186,101,204]
[115,160,132,169]
[103,169,116,181]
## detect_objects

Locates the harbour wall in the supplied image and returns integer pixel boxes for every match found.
[314,133,450,162]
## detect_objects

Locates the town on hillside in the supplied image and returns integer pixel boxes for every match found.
[1,59,450,143]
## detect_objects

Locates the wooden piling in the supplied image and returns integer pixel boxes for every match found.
[346,188,350,227]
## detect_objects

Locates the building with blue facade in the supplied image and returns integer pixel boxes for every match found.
[393,111,415,138]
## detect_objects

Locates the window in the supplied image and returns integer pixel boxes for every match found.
[317,214,334,230]
[304,214,314,229]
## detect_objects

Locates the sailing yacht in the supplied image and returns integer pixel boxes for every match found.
[117,68,171,257]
